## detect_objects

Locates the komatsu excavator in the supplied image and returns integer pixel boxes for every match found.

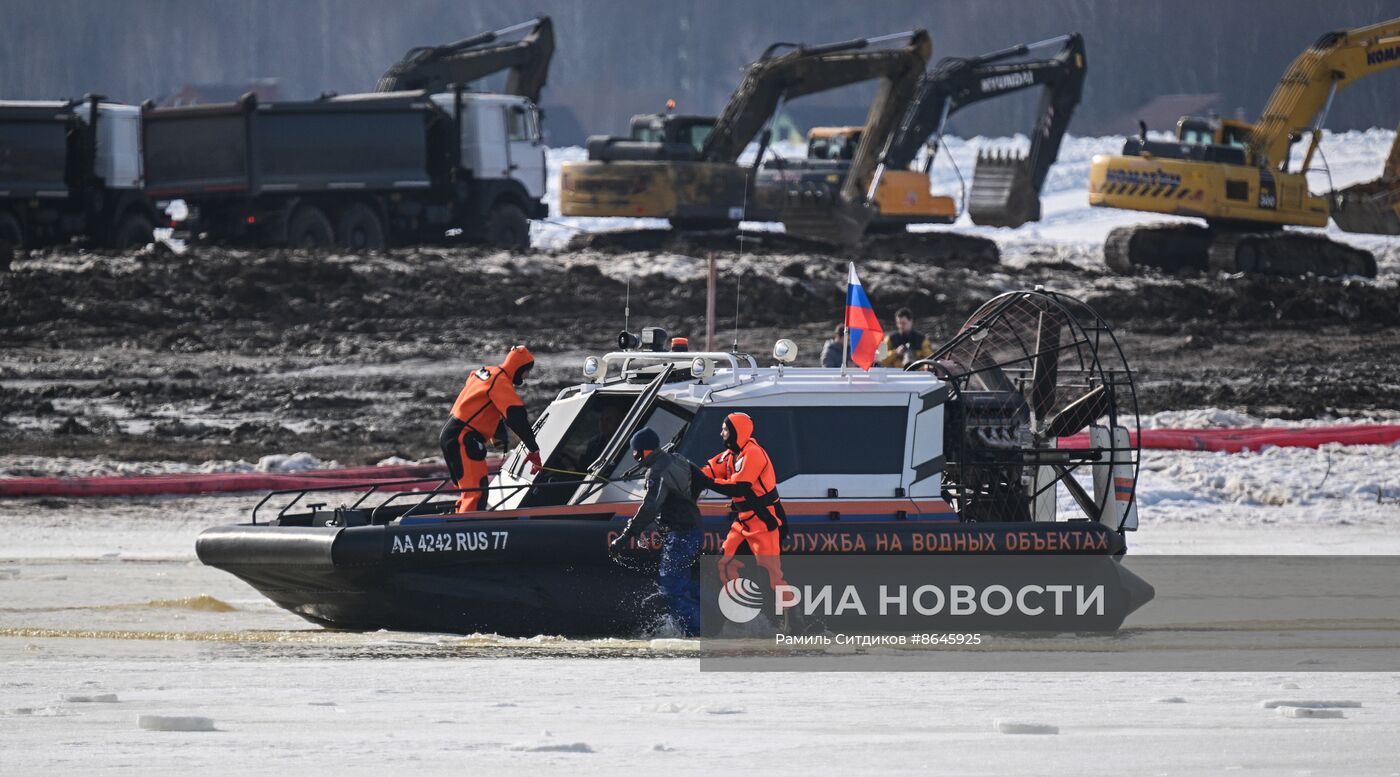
[758,33,1085,241]
[1090,18,1400,277]
[558,30,931,234]
[375,16,554,103]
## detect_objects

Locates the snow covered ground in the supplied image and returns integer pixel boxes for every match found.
[3,637,1397,776]
[2,432,1399,774]
[534,128,1400,277]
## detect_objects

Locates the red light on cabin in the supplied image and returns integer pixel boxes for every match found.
[245,215,256,225]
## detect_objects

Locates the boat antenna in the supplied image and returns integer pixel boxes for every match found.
[732,270,741,353]
[623,275,631,335]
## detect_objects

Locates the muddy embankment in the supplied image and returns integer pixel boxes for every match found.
[2,241,1397,463]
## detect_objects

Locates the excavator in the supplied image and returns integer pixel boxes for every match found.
[757,33,1086,241]
[375,16,554,103]
[558,30,931,234]
[1090,18,1400,277]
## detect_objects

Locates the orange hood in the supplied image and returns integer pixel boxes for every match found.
[726,412,754,448]
[501,346,535,380]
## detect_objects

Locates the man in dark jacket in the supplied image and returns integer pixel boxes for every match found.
[610,427,705,634]
[820,324,845,368]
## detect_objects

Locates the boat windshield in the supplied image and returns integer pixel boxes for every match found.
[601,399,693,484]
[513,391,635,508]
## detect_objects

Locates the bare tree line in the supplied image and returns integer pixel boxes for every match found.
[1,0,1397,140]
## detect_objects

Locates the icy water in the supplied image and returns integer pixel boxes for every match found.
[3,495,1400,775]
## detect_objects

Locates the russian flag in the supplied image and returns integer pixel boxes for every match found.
[844,262,884,371]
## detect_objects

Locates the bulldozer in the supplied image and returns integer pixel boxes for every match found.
[558,30,931,235]
[757,33,1086,240]
[375,16,554,103]
[1090,18,1400,277]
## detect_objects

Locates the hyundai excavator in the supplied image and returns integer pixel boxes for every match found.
[1090,18,1400,277]
[558,30,931,234]
[757,33,1086,241]
[375,16,554,103]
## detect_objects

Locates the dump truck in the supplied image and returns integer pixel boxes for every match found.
[0,96,157,258]
[147,18,553,249]
[1090,18,1400,276]
[559,30,931,235]
[144,90,545,249]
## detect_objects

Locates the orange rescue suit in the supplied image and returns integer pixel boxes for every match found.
[704,412,786,589]
[441,347,537,512]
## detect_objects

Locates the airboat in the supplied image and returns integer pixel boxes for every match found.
[197,288,1146,637]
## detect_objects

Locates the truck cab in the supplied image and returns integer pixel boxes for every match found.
[0,97,153,251]
[77,102,144,191]
[435,92,546,203]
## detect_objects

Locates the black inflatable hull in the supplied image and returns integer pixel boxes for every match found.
[197,517,1134,637]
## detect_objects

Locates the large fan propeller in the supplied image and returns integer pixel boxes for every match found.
[912,288,1138,524]
[1026,307,1111,440]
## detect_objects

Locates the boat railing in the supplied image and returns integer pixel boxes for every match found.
[249,473,621,526]
[600,350,756,382]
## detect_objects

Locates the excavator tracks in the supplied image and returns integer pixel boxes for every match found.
[1102,223,1213,274]
[1103,223,1377,278]
[1207,232,1377,277]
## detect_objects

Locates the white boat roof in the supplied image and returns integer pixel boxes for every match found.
[577,351,945,407]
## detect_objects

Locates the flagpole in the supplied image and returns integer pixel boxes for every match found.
[841,262,851,376]
[840,323,849,377]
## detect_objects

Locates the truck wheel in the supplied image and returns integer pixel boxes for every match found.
[111,213,154,250]
[287,206,334,248]
[336,204,386,250]
[484,202,530,250]
[0,212,22,270]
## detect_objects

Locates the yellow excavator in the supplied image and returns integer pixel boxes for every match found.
[558,30,930,235]
[1089,18,1400,277]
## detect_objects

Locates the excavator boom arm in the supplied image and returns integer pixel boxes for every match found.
[1250,18,1400,171]
[701,30,932,164]
[375,16,555,103]
[882,33,1086,192]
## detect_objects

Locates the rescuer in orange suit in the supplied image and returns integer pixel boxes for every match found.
[440,346,542,512]
[702,412,787,589]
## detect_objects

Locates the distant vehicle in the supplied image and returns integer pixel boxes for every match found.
[144,17,554,250]
[1090,17,1400,276]
[757,33,1087,234]
[559,30,932,241]
[144,90,546,249]
[0,96,158,252]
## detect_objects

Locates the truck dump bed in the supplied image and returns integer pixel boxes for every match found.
[143,92,444,198]
[0,101,73,197]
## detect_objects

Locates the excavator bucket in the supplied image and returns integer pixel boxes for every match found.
[967,150,1041,228]
[1332,182,1400,235]
[1332,128,1400,235]
[778,199,872,246]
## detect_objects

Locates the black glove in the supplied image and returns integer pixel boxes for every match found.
[610,535,629,553]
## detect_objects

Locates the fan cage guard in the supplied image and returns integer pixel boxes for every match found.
[908,289,1140,528]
